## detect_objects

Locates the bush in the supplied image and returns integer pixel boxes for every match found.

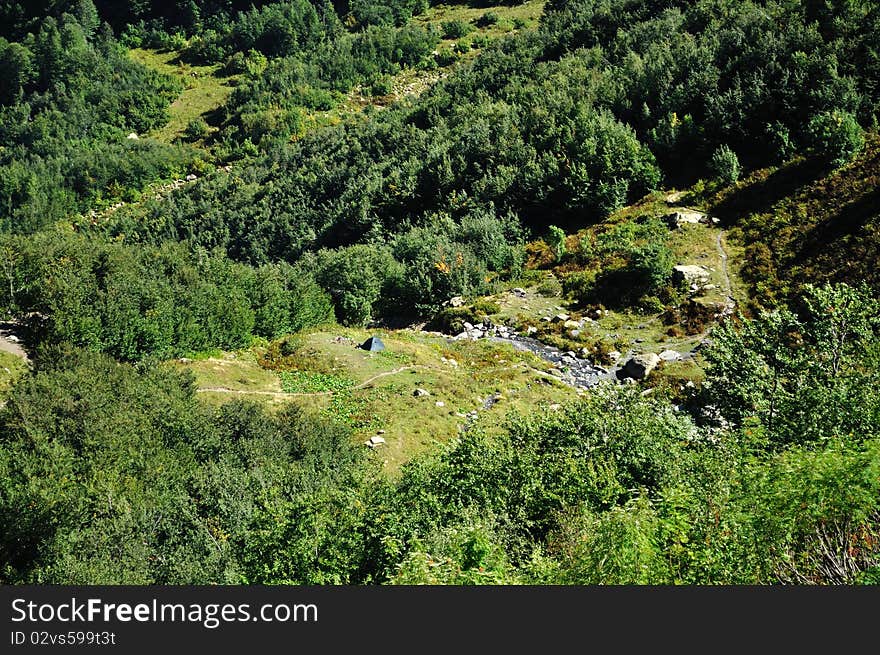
[441,20,473,39]
[546,225,566,262]
[536,276,563,297]
[709,144,740,184]
[470,34,491,48]
[561,270,596,304]
[806,111,865,168]
[369,75,394,96]
[471,299,500,316]
[476,12,500,28]
[184,117,210,141]
[435,48,458,66]
[425,306,479,334]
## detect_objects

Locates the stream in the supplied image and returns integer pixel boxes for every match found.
[488,334,622,389]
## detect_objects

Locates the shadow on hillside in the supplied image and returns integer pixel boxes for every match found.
[711,158,827,225]
[794,182,880,263]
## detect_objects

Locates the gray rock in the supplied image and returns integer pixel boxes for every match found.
[659,349,681,362]
[665,209,706,228]
[621,353,661,380]
[672,265,712,287]
[448,296,465,307]
[463,322,474,331]
[553,313,571,323]
[413,388,430,397]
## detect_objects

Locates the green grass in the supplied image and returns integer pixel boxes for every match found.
[170,351,283,393]
[129,48,239,144]
[174,326,572,473]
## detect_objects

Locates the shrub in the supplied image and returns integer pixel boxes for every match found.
[426,306,479,334]
[537,276,563,297]
[471,299,500,316]
[709,144,740,184]
[184,117,210,141]
[470,34,491,48]
[441,20,473,39]
[806,110,865,168]
[476,12,500,28]
[561,270,596,304]
[546,225,566,262]
[369,75,394,96]
[435,48,458,66]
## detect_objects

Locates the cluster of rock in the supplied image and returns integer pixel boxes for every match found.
[534,345,614,389]
[664,208,721,229]
[454,320,516,341]
[672,264,714,293]
[447,316,693,388]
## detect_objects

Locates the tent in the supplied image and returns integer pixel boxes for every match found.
[359,336,385,352]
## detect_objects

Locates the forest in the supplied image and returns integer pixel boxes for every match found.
[1,0,879,584]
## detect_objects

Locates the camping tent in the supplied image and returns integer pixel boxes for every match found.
[360,336,385,352]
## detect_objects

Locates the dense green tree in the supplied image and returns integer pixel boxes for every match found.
[702,283,880,448]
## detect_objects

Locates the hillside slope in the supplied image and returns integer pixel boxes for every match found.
[711,134,880,308]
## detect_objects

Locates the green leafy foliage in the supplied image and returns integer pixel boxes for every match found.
[702,283,880,449]
[564,217,673,308]
[0,348,378,584]
[806,110,865,168]
[279,370,354,393]
[710,144,740,184]
[0,232,333,361]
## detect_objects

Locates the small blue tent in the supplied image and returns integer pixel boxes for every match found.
[360,336,385,352]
